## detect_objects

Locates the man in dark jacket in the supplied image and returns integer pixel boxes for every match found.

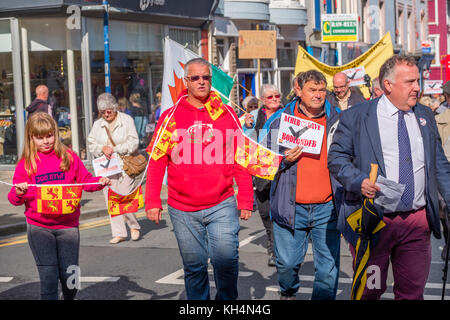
[267,70,341,300]
[327,72,366,111]
[328,55,450,299]
[26,85,51,119]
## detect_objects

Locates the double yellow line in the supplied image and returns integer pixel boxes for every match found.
[0,212,146,248]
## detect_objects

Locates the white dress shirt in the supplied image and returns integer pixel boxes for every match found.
[377,95,426,212]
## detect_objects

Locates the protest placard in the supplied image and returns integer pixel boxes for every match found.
[342,66,366,86]
[92,153,122,177]
[423,80,443,95]
[277,113,324,154]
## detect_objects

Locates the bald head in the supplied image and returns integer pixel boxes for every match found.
[333,72,350,99]
[35,85,48,100]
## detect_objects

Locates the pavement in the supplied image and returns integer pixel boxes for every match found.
[0,166,168,237]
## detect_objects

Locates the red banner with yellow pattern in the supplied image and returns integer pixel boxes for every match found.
[235,131,283,180]
[108,186,144,217]
[37,185,83,215]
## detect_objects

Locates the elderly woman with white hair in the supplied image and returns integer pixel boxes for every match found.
[87,93,142,244]
[242,84,284,267]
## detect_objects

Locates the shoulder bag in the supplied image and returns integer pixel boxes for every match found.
[104,126,147,178]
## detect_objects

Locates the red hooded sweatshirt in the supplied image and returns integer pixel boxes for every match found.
[145,96,253,212]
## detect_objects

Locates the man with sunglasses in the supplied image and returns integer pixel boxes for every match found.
[243,84,284,267]
[145,58,253,300]
[266,70,342,300]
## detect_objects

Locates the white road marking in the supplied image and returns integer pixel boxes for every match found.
[80,277,120,282]
[0,277,13,283]
[239,231,266,247]
[156,232,265,285]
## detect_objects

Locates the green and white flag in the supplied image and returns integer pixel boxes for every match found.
[161,37,234,113]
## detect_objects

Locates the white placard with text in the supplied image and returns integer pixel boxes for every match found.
[92,152,122,177]
[277,113,325,155]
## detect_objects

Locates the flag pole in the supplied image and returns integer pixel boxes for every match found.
[103,0,111,93]
[237,82,265,105]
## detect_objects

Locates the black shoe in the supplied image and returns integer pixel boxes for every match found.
[268,255,276,267]
[280,293,296,300]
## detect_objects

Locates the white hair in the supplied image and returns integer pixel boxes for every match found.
[97,93,118,112]
[260,84,281,98]
[184,58,212,76]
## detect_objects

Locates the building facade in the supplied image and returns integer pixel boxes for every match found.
[427,0,450,81]
[0,0,216,167]
[211,0,307,105]
[303,0,429,65]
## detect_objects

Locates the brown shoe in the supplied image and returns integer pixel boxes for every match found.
[109,237,126,244]
[131,229,140,241]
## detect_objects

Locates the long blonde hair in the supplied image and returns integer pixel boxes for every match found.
[21,112,73,177]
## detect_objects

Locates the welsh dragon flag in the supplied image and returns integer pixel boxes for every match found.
[37,185,83,215]
[161,37,234,114]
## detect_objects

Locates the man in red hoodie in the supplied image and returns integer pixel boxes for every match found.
[145,58,253,300]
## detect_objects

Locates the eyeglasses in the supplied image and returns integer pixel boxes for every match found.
[185,75,212,82]
[265,94,281,100]
[100,109,114,115]
[248,105,258,110]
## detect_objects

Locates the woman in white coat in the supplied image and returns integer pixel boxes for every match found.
[88,93,142,244]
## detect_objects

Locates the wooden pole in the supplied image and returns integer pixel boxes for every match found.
[256,24,261,99]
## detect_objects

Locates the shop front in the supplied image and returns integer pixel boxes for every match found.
[0,0,216,167]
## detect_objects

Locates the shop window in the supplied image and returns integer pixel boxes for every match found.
[168,28,200,54]
[21,18,86,158]
[216,38,226,67]
[90,51,163,119]
[87,18,164,149]
[28,50,85,157]
[277,47,294,68]
[0,20,17,164]
[429,35,440,67]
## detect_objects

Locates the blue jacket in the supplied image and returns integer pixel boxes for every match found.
[328,97,450,246]
[267,99,341,230]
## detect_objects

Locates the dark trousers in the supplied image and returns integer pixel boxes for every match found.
[254,182,274,256]
[27,224,80,300]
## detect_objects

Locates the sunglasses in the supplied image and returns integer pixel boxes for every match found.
[248,105,258,110]
[185,75,212,82]
[265,94,281,100]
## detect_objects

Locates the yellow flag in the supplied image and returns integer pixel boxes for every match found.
[294,32,394,98]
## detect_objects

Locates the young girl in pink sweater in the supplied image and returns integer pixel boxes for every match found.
[8,112,110,300]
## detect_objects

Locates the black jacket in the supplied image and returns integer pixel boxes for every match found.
[26,99,49,119]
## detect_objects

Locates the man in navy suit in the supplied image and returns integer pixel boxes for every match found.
[328,55,450,300]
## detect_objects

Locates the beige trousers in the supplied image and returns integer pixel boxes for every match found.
[103,172,143,238]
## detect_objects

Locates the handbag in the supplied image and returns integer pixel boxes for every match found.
[104,126,147,178]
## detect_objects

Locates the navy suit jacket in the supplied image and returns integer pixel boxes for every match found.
[328,97,450,246]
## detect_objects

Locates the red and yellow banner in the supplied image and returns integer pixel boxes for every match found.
[235,132,282,180]
[108,186,144,218]
[37,185,83,215]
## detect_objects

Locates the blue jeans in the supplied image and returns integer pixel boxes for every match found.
[168,196,240,300]
[273,201,341,300]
